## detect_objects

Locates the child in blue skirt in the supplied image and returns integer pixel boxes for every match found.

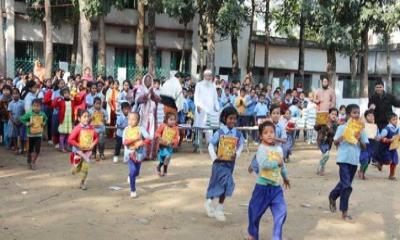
[204,106,245,221]
[247,121,290,240]
[376,113,399,180]
[358,109,379,180]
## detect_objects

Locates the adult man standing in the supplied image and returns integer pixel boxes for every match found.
[194,69,220,128]
[314,75,336,112]
[369,80,400,130]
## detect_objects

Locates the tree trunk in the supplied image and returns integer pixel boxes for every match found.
[148,1,156,76]
[70,21,79,74]
[179,23,187,72]
[79,0,93,75]
[135,0,145,72]
[360,26,369,98]
[385,32,392,94]
[349,51,358,98]
[44,0,53,79]
[263,0,270,84]
[231,34,239,81]
[206,20,215,73]
[298,10,305,84]
[246,0,255,72]
[198,12,206,80]
[326,47,336,89]
[98,15,106,76]
[0,1,5,76]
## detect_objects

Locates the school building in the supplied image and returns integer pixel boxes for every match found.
[3,0,400,105]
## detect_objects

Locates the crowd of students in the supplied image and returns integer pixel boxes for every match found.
[1,67,399,239]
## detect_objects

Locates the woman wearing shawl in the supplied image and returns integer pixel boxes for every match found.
[135,74,161,160]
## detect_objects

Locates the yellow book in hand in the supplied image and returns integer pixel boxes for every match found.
[79,129,94,151]
[91,111,104,126]
[217,136,238,161]
[260,151,282,183]
[389,135,400,150]
[126,127,142,149]
[316,112,329,126]
[161,127,176,145]
[343,119,364,145]
[30,115,43,135]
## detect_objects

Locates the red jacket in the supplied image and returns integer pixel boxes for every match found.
[74,90,87,119]
[52,97,75,124]
[68,123,99,148]
[43,89,53,108]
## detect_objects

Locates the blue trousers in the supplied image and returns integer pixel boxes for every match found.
[128,160,141,192]
[329,163,357,212]
[248,184,287,240]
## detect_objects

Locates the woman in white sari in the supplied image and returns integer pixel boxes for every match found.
[135,74,161,160]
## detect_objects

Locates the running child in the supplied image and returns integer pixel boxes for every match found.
[122,112,149,198]
[8,88,25,154]
[376,113,400,180]
[315,108,338,176]
[155,112,180,176]
[247,121,290,240]
[89,97,107,161]
[249,104,287,173]
[68,109,99,190]
[328,104,368,221]
[113,101,130,163]
[20,98,47,170]
[358,109,379,180]
[204,106,245,221]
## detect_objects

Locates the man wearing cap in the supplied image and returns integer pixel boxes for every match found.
[369,80,400,130]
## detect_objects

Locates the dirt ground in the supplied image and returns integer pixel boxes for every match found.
[0,141,399,240]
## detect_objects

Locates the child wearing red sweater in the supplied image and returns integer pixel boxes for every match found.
[155,113,180,176]
[68,110,98,190]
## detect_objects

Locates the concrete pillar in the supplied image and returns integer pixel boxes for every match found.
[5,0,15,77]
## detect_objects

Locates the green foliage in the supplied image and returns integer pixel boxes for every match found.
[163,0,196,26]
[216,0,249,38]
[25,0,78,27]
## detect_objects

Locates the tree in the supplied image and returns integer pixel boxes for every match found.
[274,0,314,86]
[26,0,77,75]
[264,0,270,84]
[136,0,145,71]
[79,0,93,75]
[147,0,164,76]
[368,0,400,93]
[0,0,6,76]
[217,0,249,81]
[246,0,255,72]
[81,0,125,76]
[44,0,53,78]
[163,0,196,72]
[201,0,224,73]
